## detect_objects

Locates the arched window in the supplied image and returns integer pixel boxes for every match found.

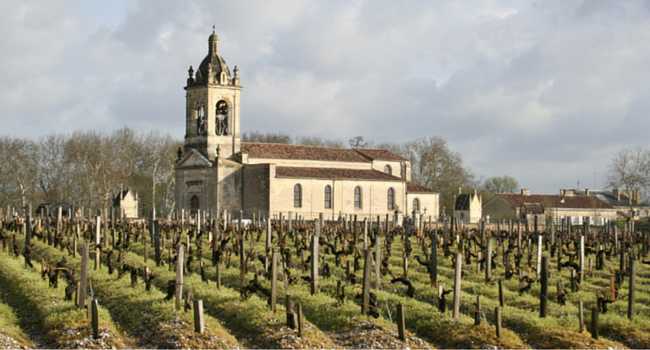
[413,198,420,213]
[387,188,395,210]
[354,186,362,209]
[294,184,302,208]
[324,185,332,209]
[384,165,392,175]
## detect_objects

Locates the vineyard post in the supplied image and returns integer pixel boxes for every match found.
[286,294,296,329]
[495,307,502,338]
[78,242,88,309]
[403,253,408,278]
[95,215,101,246]
[517,223,522,249]
[375,235,381,290]
[486,237,492,281]
[361,249,372,314]
[591,307,599,339]
[397,303,406,341]
[288,211,292,236]
[540,256,549,317]
[57,206,62,240]
[580,235,585,284]
[25,214,31,247]
[363,219,368,250]
[430,233,437,284]
[239,238,246,287]
[579,300,584,332]
[144,240,148,263]
[271,248,278,311]
[266,217,272,253]
[628,259,636,319]
[453,252,462,318]
[474,295,481,325]
[103,208,108,248]
[194,299,205,333]
[297,303,304,337]
[175,244,184,310]
[154,221,161,266]
[536,233,543,276]
[498,279,504,307]
[311,234,319,295]
[216,264,221,290]
[92,299,99,339]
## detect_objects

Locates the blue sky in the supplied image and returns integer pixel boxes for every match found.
[2,0,650,195]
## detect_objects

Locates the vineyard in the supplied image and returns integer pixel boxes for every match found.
[1,213,650,349]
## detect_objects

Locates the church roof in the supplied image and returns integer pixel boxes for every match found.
[353,148,407,161]
[242,143,371,163]
[407,182,438,194]
[241,142,408,163]
[455,193,473,210]
[275,167,403,181]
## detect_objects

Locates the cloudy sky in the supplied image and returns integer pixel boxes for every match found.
[2,0,650,194]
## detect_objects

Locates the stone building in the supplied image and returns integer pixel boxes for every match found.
[113,189,138,219]
[174,31,439,220]
[453,188,482,224]
[482,189,617,225]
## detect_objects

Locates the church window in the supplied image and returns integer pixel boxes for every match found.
[413,198,420,213]
[294,184,302,208]
[384,165,392,175]
[387,188,395,210]
[324,185,332,209]
[354,186,362,209]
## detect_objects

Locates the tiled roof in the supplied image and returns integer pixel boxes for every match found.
[407,182,438,194]
[353,148,407,161]
[498,194,614,209]
[455,194,472,210]
[242,143,370,163]
[275,167,403,181]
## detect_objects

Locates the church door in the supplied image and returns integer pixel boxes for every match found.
[191,196,200,216]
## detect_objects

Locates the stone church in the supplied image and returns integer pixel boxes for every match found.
[174,31,440,221]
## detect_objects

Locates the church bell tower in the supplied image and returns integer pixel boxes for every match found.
[184,29,242,160]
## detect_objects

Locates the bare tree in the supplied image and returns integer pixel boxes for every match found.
[606,147,650,210]
[4,137,38,209]
[242,131,292,144]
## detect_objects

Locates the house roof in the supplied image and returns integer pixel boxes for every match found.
[455,194,473,210]
[573,189,648,208]
[407,182,438,194]
[497,194,614,209]
[241,142,406,163]
[275,167,403,181]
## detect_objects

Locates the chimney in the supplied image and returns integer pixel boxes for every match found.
[560,189,565,196]
[564,190,575,196]
[521,189,531,196]
[613,189,621,201]
[585,188,590,196]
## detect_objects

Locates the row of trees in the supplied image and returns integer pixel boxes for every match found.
[0,128,181,217]
[606,147,650,206]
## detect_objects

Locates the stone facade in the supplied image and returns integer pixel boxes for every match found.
[453,189,482,223]
[113,189,138,219]
[175,31,439,220]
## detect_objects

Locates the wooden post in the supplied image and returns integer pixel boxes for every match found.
[486,237,492,281]
[239,238,246,287]
[78,242,88,309]
[176,244,184,311]
[580,235,585,285]
[591,307,599,339]
[397,303,406,341]
[297,302,304,337]
[540,256,549,317]
[311,234,319,295]
[194,299,205,334]
[474,295,482,325]
[92,299,99,339]
[579,300,584,333]
[286,294,296,329]
[216,265,221,290]
[498,279,504,308]
[361,249,372,314]
[495,307,502,338]
[430,234,437,284]
[536,233,543,276]
[270,248,278,311]
[375,235,381,290]
[453,252,462,318]
[628,259,636,320]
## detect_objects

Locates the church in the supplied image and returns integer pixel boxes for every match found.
[174,30,439,221]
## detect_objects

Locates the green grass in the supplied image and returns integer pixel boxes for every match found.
[24,237,241,349]
[0,243,131,348]
[0,295,32,347]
